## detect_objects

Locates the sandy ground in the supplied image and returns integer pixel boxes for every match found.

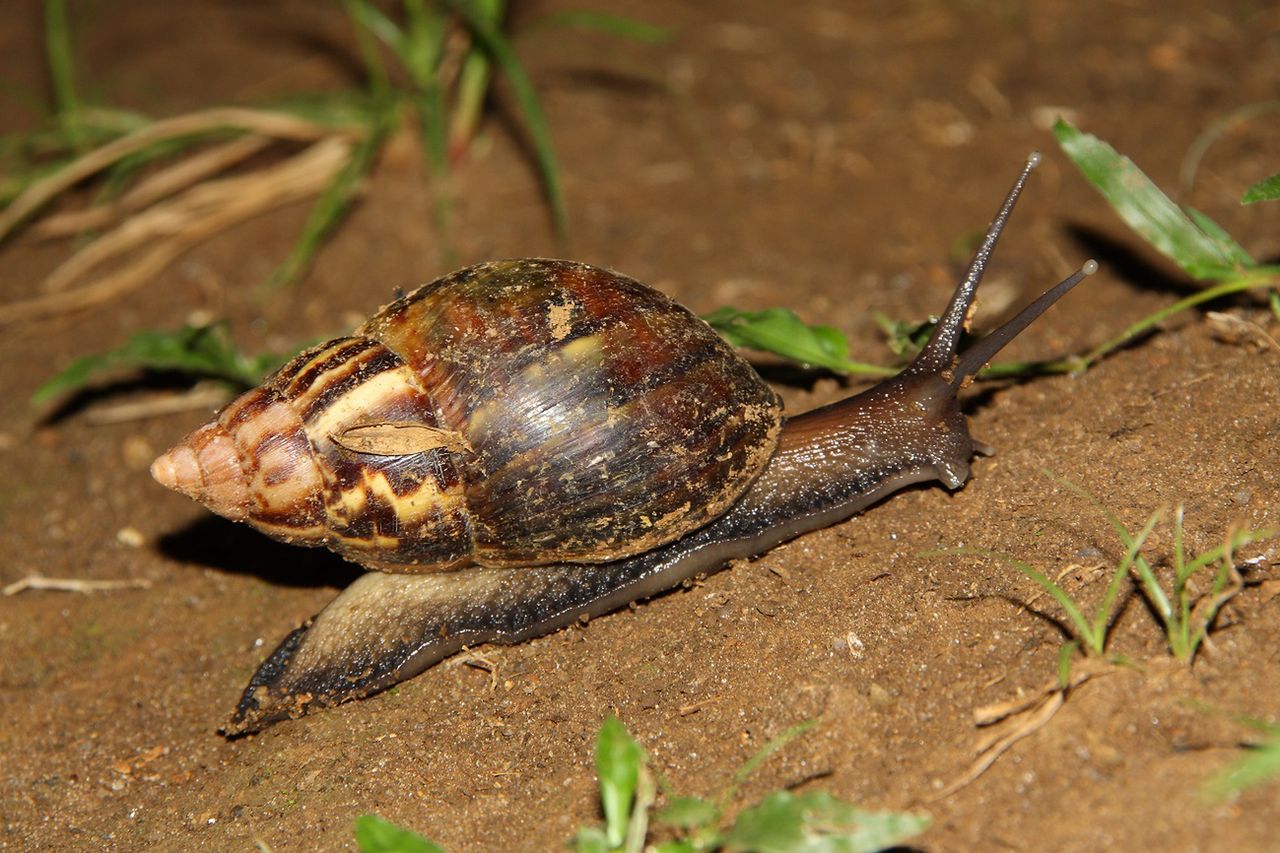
[2,1,1279,850]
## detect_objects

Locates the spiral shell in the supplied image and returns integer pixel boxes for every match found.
[152,259,783,573]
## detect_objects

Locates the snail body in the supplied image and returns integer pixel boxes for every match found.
[152,154,1093,733]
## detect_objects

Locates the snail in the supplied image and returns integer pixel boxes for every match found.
[151,153,1094,733]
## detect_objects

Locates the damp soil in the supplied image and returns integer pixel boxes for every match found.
[3,1,1280,850]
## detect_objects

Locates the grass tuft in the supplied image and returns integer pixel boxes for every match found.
[933,472,1277,663]
[574,716,927,853]
[1053,119,1280,370]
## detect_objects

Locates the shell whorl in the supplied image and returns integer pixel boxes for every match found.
[153,259,783,573]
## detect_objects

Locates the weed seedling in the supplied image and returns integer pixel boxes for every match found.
[574,716,928,853]
[938,473,1277,665]
[1053,119,1280,370]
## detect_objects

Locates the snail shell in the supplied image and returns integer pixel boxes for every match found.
[152,259,782,573]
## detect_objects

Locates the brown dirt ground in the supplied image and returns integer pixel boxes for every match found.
[3,0,1280,850]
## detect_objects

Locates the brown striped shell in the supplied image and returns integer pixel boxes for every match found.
[152,259,783,573]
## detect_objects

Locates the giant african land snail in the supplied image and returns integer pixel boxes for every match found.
[151,153,1094,732]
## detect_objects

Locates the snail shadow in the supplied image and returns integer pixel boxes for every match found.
[35,373,209,427]
[1065,224,1192,299]
[158,516,362,589]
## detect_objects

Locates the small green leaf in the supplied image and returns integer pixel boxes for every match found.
[654,841,700,853]
[1242,173,1280,205]
[873,313,935,360]
[702,307,893,377]
[596,716,644,848]
[656,795,719,830]
[572,825,611,853]
[344,0,407,56]
[353,814,444,853]
[724,790,929,853]
[31,324,287,405]
[1053,119,1242,279]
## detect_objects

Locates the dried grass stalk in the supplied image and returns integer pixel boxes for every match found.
[0,107,360,242]
[34,133,276,237]
[0,137,353,326]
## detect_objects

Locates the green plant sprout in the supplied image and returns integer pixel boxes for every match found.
[354,813,443,853]
[574,716,928,853]
[347,717,926,853]
[703,307,898,378]
[937,473,1277,663]
[1052,119,1280,371]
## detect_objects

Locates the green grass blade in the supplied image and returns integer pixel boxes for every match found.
[703,306,895,377]
[43,0,83,148]
[1094,510,1160,634]
[401,0,450,178]
[1047,472,1170,624]
[1108,510,1165,627]
[446,0,567,236]
[447,0,504,161]
[343,0,407,56]
[1056,641,1079,690]
[353,814,444,853]
[932,546,1099,653]
[402,0,449,87]
[341,1,392,106]
[1184,526,1279,659]
[1242,173,1280,205]
[1183,527,1280,577]
[526,10,671,43]
[1129,553,1170,622]
[595,716,644,848]
[719,720,817,811]
[1183,207,1254,266]
[1053,119,1240,279]
[267,125,377,288]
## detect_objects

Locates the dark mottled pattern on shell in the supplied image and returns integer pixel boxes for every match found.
[266,337,475,571]
[361,259,783,567]
[203,260,780,573]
